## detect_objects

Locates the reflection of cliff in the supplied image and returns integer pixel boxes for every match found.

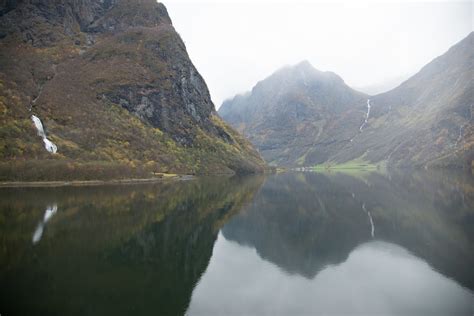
[222,171,474,290]
[0,175,263,315]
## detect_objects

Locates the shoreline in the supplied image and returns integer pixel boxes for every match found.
[0,175,195,188]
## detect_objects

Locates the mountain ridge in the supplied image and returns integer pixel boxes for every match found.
[219,32,473,169]
[220,60,369,166]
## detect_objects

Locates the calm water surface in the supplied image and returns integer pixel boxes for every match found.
[0,170,473,315]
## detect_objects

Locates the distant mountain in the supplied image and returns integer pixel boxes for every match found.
[219,61,368,166]
[220,33,473,169]
[0,0,266,180]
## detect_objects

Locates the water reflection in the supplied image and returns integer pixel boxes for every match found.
[220,171,474,287]
[362,203,375,238]
[189,170,474,315]
[0,170,473,315]
[187,236,472,316]
[0,176,263,316]
[32,204,58,244]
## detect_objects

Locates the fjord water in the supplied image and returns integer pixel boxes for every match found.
[0,171,473,315]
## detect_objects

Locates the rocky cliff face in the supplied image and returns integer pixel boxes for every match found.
[0,0,266,179]
[220,33,473,169]
[219,61,368,166]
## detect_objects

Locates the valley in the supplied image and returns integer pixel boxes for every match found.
[0,2,472,315]
[220,33,473,171]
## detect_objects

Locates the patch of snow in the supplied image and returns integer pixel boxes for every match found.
[31,115,58,153]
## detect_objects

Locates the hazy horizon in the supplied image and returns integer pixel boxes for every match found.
[165,0,472,108]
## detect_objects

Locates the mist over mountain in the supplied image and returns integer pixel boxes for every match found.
[219,33,473,169]
[0,0,266,180]
[219,61,368,166]
[354,73,412,95]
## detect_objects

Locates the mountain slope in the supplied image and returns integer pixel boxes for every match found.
[220,33,473,169]
[0,0,266,180]
[332,32,473,168]
[219,61,368,166]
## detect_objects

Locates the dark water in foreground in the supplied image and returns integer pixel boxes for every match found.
[0,170,473,315]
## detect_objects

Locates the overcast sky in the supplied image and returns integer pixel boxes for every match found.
[163,0,472,108]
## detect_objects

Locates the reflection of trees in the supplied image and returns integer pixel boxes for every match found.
[222,171,474,290]
[0,175,264,315]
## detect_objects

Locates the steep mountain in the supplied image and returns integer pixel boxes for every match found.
[219,61,368,166]
[0,0,266,180]
[220,33,473,169]
[338,32,473,169]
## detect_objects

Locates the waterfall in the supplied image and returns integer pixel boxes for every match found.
[31,115,58,153]
[359,99,371,131]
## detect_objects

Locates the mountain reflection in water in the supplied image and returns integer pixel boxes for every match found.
[0,170,473,315]
[188,237,471,316]
[188,170,474,315]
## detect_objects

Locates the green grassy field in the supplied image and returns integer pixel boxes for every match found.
[311,159,380,171]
